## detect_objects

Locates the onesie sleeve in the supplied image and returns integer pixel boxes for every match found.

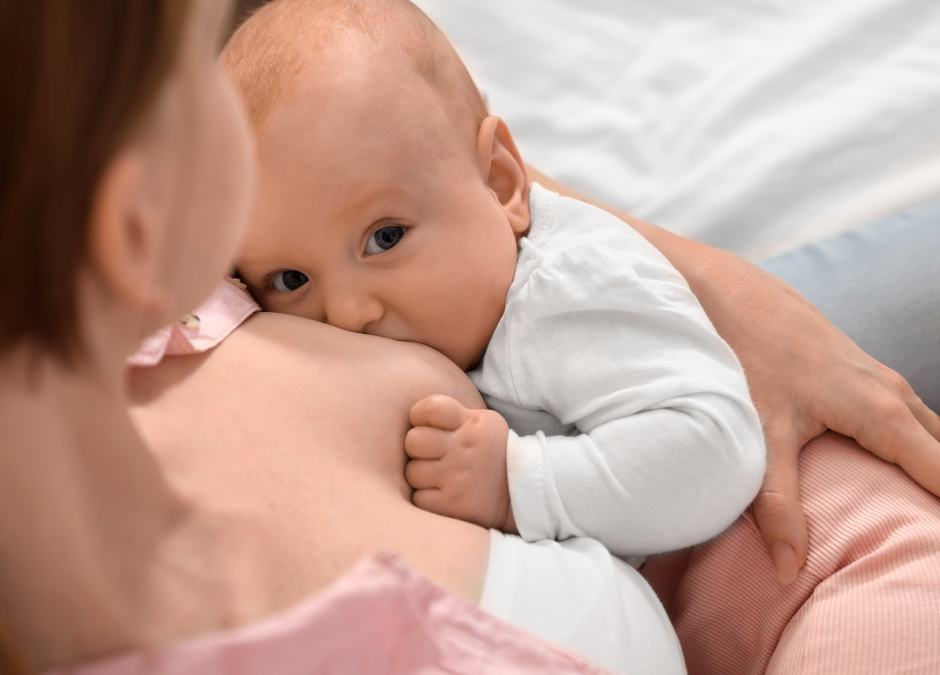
[502,241,766,557]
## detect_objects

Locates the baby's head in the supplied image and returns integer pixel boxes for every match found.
[225,0,530,370]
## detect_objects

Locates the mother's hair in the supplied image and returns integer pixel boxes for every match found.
[0,0,190,363]
[0,1,191,672]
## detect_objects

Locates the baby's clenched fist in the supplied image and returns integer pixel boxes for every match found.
[405,394,516,532]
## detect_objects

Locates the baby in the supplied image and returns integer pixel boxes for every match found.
[225,0,766,559]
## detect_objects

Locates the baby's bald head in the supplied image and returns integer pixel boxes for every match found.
[227,0,530,371]
[223,0,487,154]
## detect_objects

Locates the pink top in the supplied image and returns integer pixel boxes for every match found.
[46,553,608,675]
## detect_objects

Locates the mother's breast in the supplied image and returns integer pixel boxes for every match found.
[128,313,483,500]
[127,312,490,604]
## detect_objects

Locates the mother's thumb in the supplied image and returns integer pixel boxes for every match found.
[752,431,809,585]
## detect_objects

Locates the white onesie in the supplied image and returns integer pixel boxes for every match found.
[480,530,686,675]
[469,183,766,557]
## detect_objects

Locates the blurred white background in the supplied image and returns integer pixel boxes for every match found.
[414,0,940,258]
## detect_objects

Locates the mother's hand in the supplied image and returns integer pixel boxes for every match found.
[529,167,940,585]
[664,246,940,585]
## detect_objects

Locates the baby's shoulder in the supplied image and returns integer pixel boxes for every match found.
[519,186,687,301]
[526,184,673,272]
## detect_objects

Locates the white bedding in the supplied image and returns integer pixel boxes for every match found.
[413,0,940,258]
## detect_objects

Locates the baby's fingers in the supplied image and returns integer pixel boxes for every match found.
[410,395,470,431]
[405,426,451,460]
[411,487,447,516]
[405,458,443,490]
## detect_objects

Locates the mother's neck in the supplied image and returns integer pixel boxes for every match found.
[0,344,187,668]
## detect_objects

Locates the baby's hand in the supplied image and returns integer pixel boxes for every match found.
[405,395,516,532]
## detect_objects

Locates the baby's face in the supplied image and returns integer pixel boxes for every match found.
[236,57,525,370]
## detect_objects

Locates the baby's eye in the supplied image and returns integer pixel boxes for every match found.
[365,225,405,255]
[272,270,309,293]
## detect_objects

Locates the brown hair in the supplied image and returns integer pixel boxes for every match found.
[0,0,190,363]
[0,617,30,675]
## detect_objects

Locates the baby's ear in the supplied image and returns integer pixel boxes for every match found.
[476,116,529,238]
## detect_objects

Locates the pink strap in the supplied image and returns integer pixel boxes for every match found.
[48,553,610,675]
[128,279,260,367]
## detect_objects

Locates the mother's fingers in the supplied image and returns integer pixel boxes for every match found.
[409,394,470,431]
[903,388,940,444]
[864,404,940,498]
[874,363,940,443]
[896,427,940,499]
[831,370,940,498]
[752,422,809,586]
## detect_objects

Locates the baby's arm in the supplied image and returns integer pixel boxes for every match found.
[404,395,517,532]
[498,241,766,557]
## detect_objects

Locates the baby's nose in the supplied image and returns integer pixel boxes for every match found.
[322,288,384,334]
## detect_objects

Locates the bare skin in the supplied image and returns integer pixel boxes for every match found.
[127,312,490,608]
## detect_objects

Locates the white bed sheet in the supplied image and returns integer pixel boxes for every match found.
[414,0,940,258]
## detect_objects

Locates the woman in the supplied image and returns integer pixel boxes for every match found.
[0,0,255,667]
[3,2,566,673]
[2,1,938,673]
[0,1,671,672]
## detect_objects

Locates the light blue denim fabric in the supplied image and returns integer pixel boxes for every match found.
[760,201,940,413]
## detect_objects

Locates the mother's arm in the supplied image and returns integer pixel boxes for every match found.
[528,167,940,585]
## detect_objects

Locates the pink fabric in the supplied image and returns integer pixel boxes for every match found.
[127,280,260,367]
[643,431,940,674]
[46,553,610,675]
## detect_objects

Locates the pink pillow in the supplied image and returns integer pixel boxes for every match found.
[644,431,940,674]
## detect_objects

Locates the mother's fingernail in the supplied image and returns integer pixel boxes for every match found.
[771,542,799,585]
